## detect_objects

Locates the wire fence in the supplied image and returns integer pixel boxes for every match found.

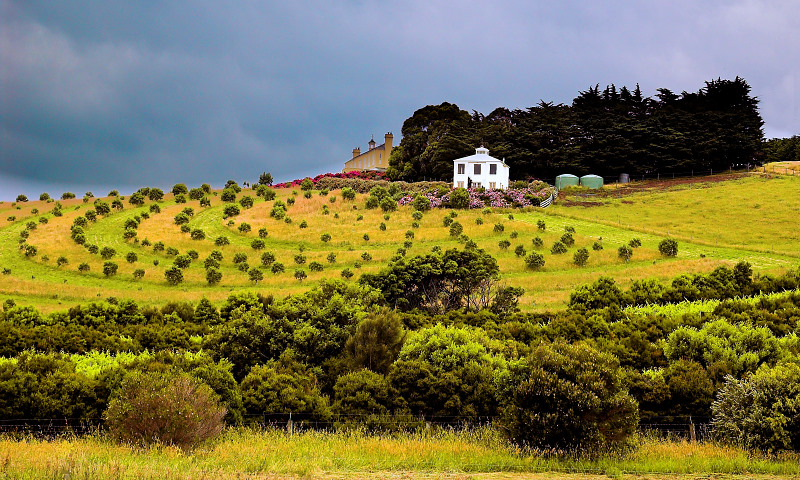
[0,414,713,442]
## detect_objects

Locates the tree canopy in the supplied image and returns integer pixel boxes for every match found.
[387,77,764,182]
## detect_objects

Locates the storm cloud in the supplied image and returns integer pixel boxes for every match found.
[1,0,798,199]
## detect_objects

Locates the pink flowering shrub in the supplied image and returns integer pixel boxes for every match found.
[398,186,554,210]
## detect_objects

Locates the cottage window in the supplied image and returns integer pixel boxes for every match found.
[457,181,464,188]
[489,182,496,189]
[457,164,465,174]
[489,164,497,175]
[474,182,482,188]
[474,164,481,175]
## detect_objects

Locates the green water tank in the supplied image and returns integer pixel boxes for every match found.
[555,174,579,189]
[580,174,604,189]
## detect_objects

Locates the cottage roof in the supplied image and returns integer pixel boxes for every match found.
[453,147,507,166]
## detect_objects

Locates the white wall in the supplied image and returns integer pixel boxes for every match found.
[453,161,509,190]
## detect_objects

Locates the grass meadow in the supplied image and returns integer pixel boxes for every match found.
[1,171,799,313]
[2,427,800,479]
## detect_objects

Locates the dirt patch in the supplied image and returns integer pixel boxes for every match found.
[560,200,604,207]
[608,173,746,196]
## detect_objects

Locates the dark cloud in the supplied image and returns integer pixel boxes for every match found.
[1,0,798,200]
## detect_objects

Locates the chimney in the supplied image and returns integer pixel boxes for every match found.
[352,147,361,158]
[385,132,393,151]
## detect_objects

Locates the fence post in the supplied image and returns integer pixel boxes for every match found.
[689,416,696,443]
[287,412,293,435]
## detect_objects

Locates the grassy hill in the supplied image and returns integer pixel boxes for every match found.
[1,171,798,313]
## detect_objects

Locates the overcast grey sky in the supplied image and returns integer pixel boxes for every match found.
[1,0,798,200]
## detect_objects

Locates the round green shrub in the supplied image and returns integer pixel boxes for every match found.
[659,238,678,257]
[551,241,567,254]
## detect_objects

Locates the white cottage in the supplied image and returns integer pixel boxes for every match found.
[453,147,510,190]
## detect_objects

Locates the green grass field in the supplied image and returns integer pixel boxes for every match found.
[1,171,798,313]
[2,428,799,479]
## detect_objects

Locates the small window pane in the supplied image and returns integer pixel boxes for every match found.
[474,164,481,175]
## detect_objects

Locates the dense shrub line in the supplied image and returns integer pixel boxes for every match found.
[2,263,800,452]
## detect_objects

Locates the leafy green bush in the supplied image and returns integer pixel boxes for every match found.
[104,371,226,449]
[712,362,800,452]
[449,188,470,209]
[241,358,331,423]
[239,195,254,209]
[551,241,567,254]
[259,251,275,267]
[165,266,184,285]
[573,247,589,266]
[412,195,431,212]
[568,276,624,312]
[560,232,575,247]
[380,197,397,212]
[524,252,545,270]
[365,196,379,209]
[222,204,240,218]
[220,188,237,202]
[345,308,405,374]
[103,261,118,277]
[498,342,638,453]
[333,369,396,421]
[174,255,191,269]
[618,245,633,261]
[659,238,678,257]
[248,268,264,283]
[390,324,501,419]
[204,268,221,285]
[309,261,323,272]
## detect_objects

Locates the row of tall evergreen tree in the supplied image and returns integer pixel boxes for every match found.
[387,77,764,182]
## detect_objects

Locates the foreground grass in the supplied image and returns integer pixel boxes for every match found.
[2,428,799,479]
